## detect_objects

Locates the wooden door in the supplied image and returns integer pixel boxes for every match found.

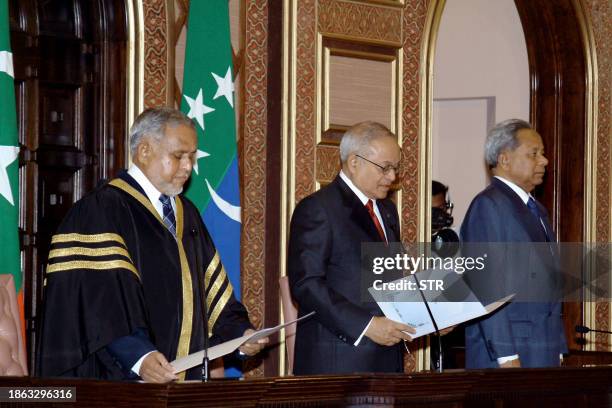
[514,0,590,351]
[9,0,127,369]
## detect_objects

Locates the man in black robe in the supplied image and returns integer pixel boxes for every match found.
[36,108,266,382]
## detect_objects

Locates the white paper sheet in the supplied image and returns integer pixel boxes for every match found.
[369,269,513,338]
[171,311,315,374]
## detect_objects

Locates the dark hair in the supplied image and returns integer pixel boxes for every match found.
[432,180,448,197]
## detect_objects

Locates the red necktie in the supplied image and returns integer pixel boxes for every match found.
[366,199,387,244]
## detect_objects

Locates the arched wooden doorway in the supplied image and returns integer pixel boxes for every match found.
[9,0,128,369]
[423,0,597,365]
[514,0,596,352]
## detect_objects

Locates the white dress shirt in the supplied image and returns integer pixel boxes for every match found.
[128,165,176,218]
[125,165,176,375]
[339,170,387,345]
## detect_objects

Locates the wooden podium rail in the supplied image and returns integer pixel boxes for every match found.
[1,366,612,407]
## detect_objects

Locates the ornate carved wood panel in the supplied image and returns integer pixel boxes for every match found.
[142,0,170,107]
[160,0,611,374]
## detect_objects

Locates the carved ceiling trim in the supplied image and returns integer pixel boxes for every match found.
[318,0,403,46]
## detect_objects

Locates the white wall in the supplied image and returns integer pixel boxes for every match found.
[432,0,530,227]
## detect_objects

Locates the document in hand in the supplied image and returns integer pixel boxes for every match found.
[369,268,513,339]
[171,311,315,374]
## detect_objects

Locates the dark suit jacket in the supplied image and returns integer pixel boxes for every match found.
[461,177,568,368]
[288,175,403,375]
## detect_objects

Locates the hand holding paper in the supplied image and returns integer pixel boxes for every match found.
[369,269,514,339]
[171,312,315,374]
[140,351,178,383]
[238,328,269,356]
[365,316,415,346]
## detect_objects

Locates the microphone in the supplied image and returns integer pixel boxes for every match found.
[412,272,443,373]
[576,325,612,335]
[191,227,211,382]
[431,228,460,258]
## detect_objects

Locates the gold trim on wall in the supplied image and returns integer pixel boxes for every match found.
[315,32,323,192]
[352,0,405,7]
[572,0,600,352]
[322,46,331,134]
[419,0,445,245]
[279,0,298,376]
[395,45,403,232]
[126,0,145,165]
[417,0,446,372]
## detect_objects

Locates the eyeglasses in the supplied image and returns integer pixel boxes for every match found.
[355,154,400,176]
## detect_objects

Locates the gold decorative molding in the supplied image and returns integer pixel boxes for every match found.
[403,0,440,372]
[315,144,341,184]
[351,0,406,6]
[586,0,611,244]
[572,0,601,352]
[318,0,403,46]
[279,0,296,376]
[402,0,430,249]
[126,0,145,154]
[418,0,444,247]
[242,0,269,377]
[582,0,611,351]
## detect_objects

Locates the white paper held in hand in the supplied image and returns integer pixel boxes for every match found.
[171,311,315,374]
[369,268,514,339]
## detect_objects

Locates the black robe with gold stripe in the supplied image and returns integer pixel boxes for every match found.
[36,171,251,380]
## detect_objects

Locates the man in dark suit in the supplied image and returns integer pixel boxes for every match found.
[288,121,415,375]
[461,119,567,369]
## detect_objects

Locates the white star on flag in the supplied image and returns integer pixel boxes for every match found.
[192,149,210,175]
[0,145,19,206]
[0,51,14,78]
[211,66,234,108]
[184,89,215,130]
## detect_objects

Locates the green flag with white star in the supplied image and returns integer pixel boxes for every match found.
[181,0,243,377]
[0,0,22,297]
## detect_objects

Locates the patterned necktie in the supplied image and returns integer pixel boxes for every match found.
[159,194,177,237]
[527,197,550,241]
[365,199,387,244]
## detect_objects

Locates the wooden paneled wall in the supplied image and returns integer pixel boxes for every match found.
[138,0,612,375]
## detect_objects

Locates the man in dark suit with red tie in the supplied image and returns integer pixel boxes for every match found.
[288,121,415,375]
[461,119,567,369]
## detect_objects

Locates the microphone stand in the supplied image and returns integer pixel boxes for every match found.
[576,325,612,335]
[192,227,210,382]
[412,272,443,373]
